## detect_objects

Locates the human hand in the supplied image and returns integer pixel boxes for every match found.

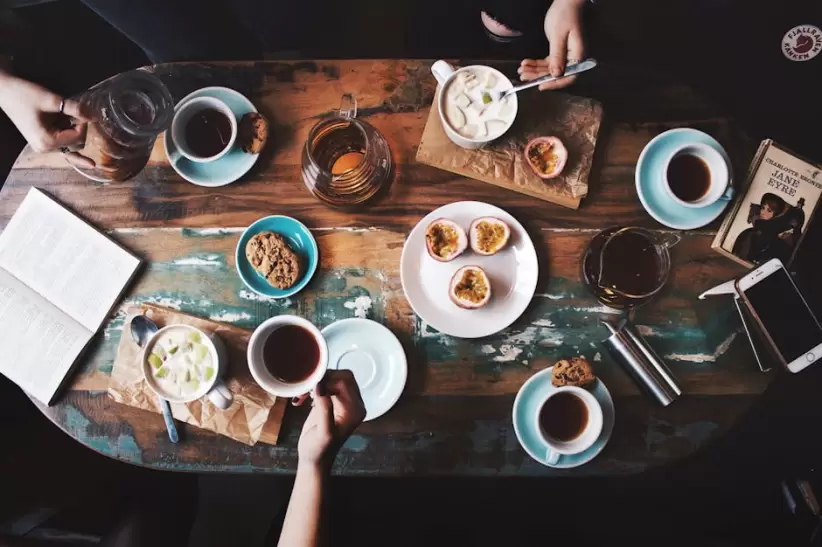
[519,0,586,91]
[296,370,366,470]
[0,74,94,167]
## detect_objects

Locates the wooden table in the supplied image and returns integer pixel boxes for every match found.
[0,60,770,476]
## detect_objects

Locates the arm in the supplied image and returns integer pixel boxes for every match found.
[0,67,93,166]
[519,0,587,90]
[278,463,328,547]
[277,371,366,547]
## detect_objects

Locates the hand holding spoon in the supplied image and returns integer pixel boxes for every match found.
[130,315,179,444]
[489,58,598,103]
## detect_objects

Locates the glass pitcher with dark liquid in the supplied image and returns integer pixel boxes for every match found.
[72,69,173,182]
[581,227,680,309]
[301,94,393,207]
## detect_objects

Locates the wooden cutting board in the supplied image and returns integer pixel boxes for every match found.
[416,90,604,209]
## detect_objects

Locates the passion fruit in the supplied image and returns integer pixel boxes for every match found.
[449,265,492,309]
[469,217,511,256]
[425,218,468,262]
[524,136,568,180]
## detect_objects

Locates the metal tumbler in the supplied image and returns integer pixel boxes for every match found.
[601,319,682,406]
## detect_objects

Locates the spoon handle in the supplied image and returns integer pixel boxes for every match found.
[506,58,598,98]
[159,397,179,444]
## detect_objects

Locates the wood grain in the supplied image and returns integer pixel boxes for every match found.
[0,60,769,476]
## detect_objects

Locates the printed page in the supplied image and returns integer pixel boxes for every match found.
[0,268,90,404]
[0,188,140,332]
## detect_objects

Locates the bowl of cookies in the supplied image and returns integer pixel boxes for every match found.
[236,215,319,298]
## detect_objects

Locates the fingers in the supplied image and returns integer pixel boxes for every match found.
[548,35,568,78]
[538,75,577,91]
[59,99,92,123]
[567,30,586,64]
[519,58,578,91]
[51,125,86,148]
[291,393,310,407]
[311,387,334,436]
[62,151,95,169]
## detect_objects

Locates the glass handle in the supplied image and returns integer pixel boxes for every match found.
[339,93,357,119]
[657,232,682,250]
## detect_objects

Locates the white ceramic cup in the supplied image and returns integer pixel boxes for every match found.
[430,60,518,150]
[663,142,733,208]
[537,386,603,465]
[170,96,237,162]
[247,315,329,398]
[142,324,234,410]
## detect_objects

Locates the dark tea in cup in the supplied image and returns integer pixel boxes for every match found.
[538,391,589,442]
[263,324,320,384]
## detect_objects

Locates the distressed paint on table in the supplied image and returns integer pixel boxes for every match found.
[2,60,769,476]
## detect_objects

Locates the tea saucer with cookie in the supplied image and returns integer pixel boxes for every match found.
[513,357,615,469]
[165,86,268,187]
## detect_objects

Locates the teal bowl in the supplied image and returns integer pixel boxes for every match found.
[236,216,319,298]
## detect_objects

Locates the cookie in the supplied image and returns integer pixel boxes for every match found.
[238,112,269,154]
[245,231,302,290]
[551,357,596,387]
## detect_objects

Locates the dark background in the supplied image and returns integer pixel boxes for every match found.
[2,0,822,545]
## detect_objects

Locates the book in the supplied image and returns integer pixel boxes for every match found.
[712,140,822,268]
[0,188,141,405]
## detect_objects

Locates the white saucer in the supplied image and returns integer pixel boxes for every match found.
[512,367,615,469]
[321,319,407,422]
[400,201,539,339]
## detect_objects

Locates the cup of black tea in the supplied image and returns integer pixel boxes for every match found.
[537,386,603,464]
[663,143,732,208]
[247,315,329,398]
[170,96,237,163]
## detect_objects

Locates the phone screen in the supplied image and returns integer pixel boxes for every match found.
[743,268,822,363]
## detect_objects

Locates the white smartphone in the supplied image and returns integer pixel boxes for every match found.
[736,258,822,373]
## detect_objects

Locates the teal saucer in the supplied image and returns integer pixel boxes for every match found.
[235,216,318,299]
[636,128,733,230]
[513,367,615,469]
[164,86,260,187]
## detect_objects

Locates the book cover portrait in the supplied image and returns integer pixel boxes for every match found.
[721,143,822,266]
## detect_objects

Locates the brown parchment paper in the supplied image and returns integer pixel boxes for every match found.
[416,89,603,209]
[108,304,287,446]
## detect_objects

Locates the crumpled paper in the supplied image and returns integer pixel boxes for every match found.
[416,88,603,209]
[108,304,286,446]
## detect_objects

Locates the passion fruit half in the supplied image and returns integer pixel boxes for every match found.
[524,136,568,180]
[469,217,511,256]
[449,265,492,309]
[425,218,468,262]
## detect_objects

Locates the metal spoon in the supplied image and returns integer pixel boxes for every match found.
[490,58,598,103]
[130,315,179,444]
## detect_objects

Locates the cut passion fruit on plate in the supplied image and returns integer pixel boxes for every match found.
[425,218,468,262]
[469,217,510,256]
[525,136,568,180]
[449,265,492,309]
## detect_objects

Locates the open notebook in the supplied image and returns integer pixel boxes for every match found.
[0,188,141,405]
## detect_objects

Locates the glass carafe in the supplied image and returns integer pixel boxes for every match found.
[72,69,173,182]
[301,94,393,207]
[581,226,680,309]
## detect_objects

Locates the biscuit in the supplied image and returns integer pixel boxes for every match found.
[245,231,302,289]
[551,357,596,387]
[238,112,269,154]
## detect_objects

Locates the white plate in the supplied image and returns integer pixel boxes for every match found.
[400,201,539,338]
[322,319,407,422]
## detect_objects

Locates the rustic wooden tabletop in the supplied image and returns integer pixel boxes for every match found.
[0,59,769,476]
